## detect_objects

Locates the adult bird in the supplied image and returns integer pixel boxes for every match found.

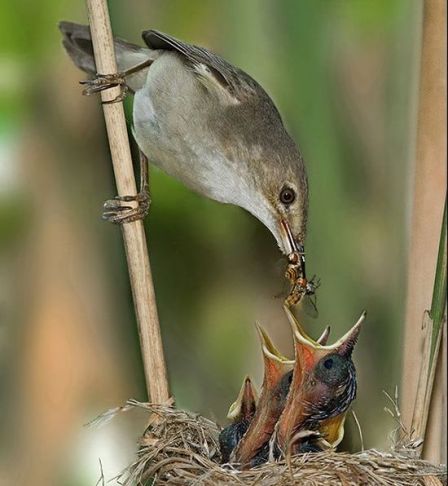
[59,22,309,265]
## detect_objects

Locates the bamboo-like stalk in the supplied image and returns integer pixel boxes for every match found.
[402,0,446,463]
[85,0,170,404]
[411,201,447,451]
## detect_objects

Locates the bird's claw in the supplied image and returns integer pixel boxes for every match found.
[102,191,150,224]
[80,73,129,103]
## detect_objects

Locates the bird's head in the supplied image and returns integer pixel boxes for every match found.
[247,152,309,257]
[276,306,365,453]
[220,376,258,464]
[205,77,311,264]
[216,106,309,257]
[226,376,257,423]
[233,323,293,466]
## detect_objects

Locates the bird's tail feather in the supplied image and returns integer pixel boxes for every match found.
[58,21,155,92]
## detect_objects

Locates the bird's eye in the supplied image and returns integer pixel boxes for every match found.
[279,187,296,205]
[324,358,334,369]
[315,354,351,387]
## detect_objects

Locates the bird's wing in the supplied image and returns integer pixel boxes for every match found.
[142,30,257,104]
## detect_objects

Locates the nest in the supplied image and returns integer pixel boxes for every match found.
[93,400,447,486]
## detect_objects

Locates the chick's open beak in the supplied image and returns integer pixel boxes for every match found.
[276,307,365,454]
[220,376,258,464]
[227,376,258,422]
[234,324,293,466]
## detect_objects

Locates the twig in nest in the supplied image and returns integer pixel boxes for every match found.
[351,410,364,452]
[383,387,423,455]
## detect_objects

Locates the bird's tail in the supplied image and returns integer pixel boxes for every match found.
[58,21,155,92]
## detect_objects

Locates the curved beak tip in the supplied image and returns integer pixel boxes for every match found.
[353,310,367,330]
[254,322,269,348]
[317,325,331,345]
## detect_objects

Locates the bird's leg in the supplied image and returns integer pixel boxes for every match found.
[102,150,150,224]
[80,58,153,103]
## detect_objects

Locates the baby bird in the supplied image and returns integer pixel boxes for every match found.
[219,308,363,468]
[275,306,365,455]
[219,376,257,464]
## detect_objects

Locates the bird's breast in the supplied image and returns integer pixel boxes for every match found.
[133,82,253,206]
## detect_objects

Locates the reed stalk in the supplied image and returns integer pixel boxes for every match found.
[402,0,446,463]
[84,0,170,404]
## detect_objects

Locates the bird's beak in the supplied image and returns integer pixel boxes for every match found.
[317,325,331,345]
[275,309,319,452]
[227,376,258,421]
[255,323,293,389]
[332,312,365,357]
[234,324,293,466]
[282,305,321,346]
[285,305,365,355]
[280,219,308,293]
[280,218,302,254]
[276,307,365,454]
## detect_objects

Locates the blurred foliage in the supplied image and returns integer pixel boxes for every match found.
[0,1,421,484]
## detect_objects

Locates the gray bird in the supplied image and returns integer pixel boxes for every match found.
[59,22,309,261]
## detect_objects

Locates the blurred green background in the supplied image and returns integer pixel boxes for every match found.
[0,0,422,484]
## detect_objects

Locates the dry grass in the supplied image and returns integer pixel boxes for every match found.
[92,400,447,486]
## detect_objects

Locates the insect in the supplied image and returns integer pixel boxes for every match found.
[284,251,320,313]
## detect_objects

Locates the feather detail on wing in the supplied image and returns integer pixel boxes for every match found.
[193,62,240,105]
[142,29,258,104]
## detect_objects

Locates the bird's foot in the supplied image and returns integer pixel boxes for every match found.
[102,190,150,224]
[80,73,129,104]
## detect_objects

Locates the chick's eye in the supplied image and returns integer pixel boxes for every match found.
[280,187,296,205]
[315,354,350,387]
[324,358,333,369]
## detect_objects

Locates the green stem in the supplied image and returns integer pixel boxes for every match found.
[429,197,447,363]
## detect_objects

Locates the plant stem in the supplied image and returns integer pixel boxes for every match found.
[85,0,170,403]
[411,199,446,451]
[401,0,446,463]
[429,201,447,360]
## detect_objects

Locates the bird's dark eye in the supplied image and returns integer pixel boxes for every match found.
[315,354,351,387]
[280,187,296,205]
[324,358,333,369]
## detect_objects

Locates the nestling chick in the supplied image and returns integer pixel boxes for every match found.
[219,376,257,464]
[275,306,365,456]
[232,325,293,467]
[227,320,335,468]
[219,309,363,468]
